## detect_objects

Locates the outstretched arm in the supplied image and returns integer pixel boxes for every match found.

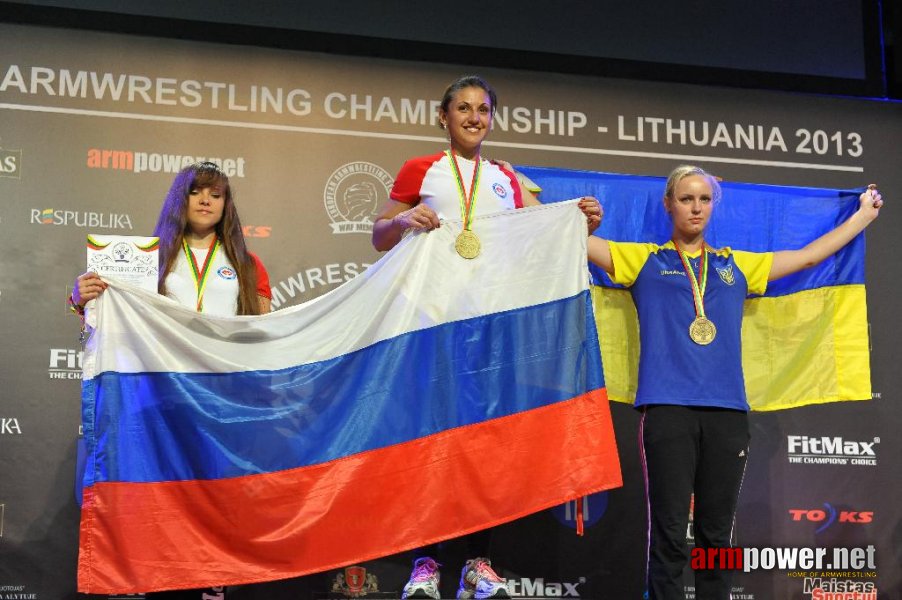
[585,200,613,275]
[587,236,614,276]
[769,185,883,282]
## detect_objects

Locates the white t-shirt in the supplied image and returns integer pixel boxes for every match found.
[164,244,270,316]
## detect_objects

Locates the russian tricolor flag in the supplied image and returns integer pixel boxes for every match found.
[77,200,623,594]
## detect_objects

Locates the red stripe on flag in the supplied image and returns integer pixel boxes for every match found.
[78,388,620,594]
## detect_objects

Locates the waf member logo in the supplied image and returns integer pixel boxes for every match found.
[789,503,873,533]
[217,266,237,280]
[324,162,393,234]
[331,565,380,597]
[0,142,21,179]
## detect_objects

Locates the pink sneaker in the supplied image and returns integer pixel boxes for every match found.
[456,557,510,599]
[402,557,441,599]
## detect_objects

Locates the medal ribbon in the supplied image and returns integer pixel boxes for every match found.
[182,236,220,312]
[446,149,481,231]
[673,240,709,319]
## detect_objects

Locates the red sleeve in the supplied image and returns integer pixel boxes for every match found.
[389,153,443,204]
[497,164,524,209]
[250,252,271,299]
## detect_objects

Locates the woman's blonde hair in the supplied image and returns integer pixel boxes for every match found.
[664,164,722,204]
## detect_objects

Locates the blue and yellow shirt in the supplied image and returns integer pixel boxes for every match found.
[609,241,773,411]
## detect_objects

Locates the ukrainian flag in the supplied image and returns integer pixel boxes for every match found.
[519,166,870,411]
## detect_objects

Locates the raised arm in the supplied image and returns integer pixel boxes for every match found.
[585,199,612,275]
[587,236,614,276]
[769,185,883,282]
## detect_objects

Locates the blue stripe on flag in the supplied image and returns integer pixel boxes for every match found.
[84,291,602,484]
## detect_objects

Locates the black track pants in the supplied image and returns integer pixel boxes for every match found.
[640,405,749,600]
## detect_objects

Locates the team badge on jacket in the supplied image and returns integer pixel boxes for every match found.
[217,266,237,280]
[717,264,735,285]
[492,182,508,198]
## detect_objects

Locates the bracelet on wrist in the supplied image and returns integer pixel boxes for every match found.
[67,293,86,316]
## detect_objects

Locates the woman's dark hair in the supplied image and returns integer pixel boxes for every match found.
[153,161,263,315]
[439,75,498,129]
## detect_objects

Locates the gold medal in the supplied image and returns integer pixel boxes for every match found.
[673,240,715,346]
[689,316,717,345]
[446,149,483,259]
[455,230,481,259]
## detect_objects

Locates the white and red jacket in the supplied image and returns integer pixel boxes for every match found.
[390,151,523,218]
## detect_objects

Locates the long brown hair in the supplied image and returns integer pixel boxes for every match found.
[152,162,262,315]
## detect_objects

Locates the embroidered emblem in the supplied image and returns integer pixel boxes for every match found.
[717,264,735,285]
[217,266,237,280]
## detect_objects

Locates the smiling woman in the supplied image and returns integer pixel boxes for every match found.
[370,75,542,254]
[368,74,544,599]
[367,74,602,600]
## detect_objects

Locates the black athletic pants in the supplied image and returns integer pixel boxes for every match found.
[640,405,749,600]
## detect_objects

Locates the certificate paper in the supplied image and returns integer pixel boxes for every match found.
[86,235,160,292]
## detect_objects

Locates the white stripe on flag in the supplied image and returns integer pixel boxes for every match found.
[83,200,589,378]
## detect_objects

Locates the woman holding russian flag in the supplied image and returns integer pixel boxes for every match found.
[372,75,600,254]
[70,160,271,317]
[69,161,271,599]
[586,165,883,600]
[372,75,600,600]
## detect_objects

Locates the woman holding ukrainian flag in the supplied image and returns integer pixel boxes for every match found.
[587,165,883,600]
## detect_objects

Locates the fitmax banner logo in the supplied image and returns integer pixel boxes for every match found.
[49,348,83,380]
[787,435,878,466]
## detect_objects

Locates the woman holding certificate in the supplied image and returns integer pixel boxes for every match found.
[371,75,599,600]
[586,165,883,600]
[70,161,270,599]
[70,160,271,317]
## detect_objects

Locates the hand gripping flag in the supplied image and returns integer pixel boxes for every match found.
[77,200,622,594]
[518,166,871,411]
